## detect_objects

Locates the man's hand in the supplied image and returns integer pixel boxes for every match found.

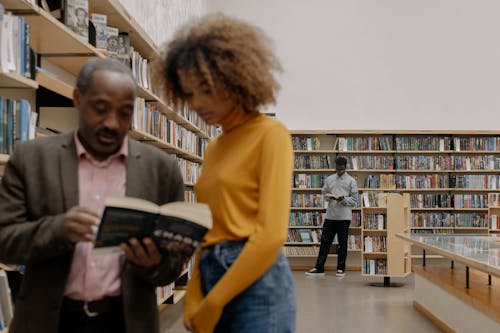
[120,238,162,268]
[335,195,344,201]
[64,206,99,243]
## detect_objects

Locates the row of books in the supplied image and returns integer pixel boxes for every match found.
[287,229,321,243]
[0,6,33,78]
[339,136,392,151]
[292,173,500,189]
[52,1,156,95]
[177,105,219,138]
[410,194,452,208]
[411,212,489,228]
[347,156,394,170]
[489,193,500,207]
[395,137,451,151]
[296,154,500,171]
[292,136,320,150]
[293,174,328,189]
[395,174,450,189]
[411,229,453,234]
[0,97,37,154]
[132,98,209,157]
[361,174,500,190]
[0,271,13,331]
[454,155,500,170]
[184,189,196,203]
[289,211,324,227]
[289,211,362,227]
[411,212,452,228]
[363,236,387,253]
[453,194,488,208]
[363,214,387,230]
[156,282,174,305]
[284,235,362,255]
[412,193,494,209]
[291,193,325,208]
[294,135,500,152]
[451,175,500,189]
[361,192,386,208]
[454,137,500,151]
[489,216,499,230]
[363,259,387,275]
[364,174,395,189]
[395,155,451,170]
[176,158,200,185]
[453,213,488,228]
[294,155,332,169]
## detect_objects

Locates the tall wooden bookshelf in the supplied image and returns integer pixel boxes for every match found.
[487,193,500,235]
[289,130,500,269]
[0,0,214,310]
[361,193,411,286]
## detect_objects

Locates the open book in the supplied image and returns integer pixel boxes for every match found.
[94,197,212,260]
[325,193,343,200]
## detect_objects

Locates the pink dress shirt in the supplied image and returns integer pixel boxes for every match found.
[64,132,128,301]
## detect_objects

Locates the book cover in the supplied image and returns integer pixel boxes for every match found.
[116,33,131,67]
[64,0,89,42]
[106,26,119,54]
[94,197,213,265]
[91,13,107,50]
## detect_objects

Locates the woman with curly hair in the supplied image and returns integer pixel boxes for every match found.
[157,13,296,333]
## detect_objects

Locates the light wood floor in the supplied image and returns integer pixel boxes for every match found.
[160,271,441,333]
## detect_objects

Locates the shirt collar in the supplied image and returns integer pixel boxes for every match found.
[74,130,128,166]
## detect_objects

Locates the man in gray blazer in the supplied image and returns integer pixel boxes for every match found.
[0,58,185,333]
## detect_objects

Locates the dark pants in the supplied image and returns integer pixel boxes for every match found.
[315,219,351,271]
[58,307,125,333]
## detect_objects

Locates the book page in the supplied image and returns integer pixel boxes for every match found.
[159,202,212,229]
[104,197,159,214]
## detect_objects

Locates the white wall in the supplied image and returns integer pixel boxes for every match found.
[119,0,206,47]
[208,0,500,130]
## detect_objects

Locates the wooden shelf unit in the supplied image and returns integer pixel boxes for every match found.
[0,71,39,89]
[4,0,215,142]
[361,193,411,277]
[35,71,73,99]
[1,0,212,314]
[488,203,500,234]
[128,130,203,164]
[89,0,160,60]
[291,131,500,235]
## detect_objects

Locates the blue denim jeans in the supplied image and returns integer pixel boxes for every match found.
[199,240,296,333]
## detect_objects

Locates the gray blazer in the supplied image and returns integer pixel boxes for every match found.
[0,133,185,333]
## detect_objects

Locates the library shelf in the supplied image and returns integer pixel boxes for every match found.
[0,71,38,89]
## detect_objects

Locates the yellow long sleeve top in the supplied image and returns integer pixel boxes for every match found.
[184,108,293,333]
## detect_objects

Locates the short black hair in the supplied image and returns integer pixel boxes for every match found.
[335,156,347,167]
[76,58,136,95]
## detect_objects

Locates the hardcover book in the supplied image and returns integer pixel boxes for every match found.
[94,197,213,263]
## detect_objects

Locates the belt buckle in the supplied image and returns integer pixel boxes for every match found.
[83,301,99,317]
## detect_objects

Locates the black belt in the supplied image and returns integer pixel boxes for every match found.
[62,296,123,317]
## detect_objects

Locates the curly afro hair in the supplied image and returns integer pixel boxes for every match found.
[155,13,282,113]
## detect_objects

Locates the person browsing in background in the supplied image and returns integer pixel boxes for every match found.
[0,58,185,333]
[306,156,358,277]
[157,13,296,333]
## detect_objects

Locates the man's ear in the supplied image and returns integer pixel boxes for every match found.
[73,89,81,109]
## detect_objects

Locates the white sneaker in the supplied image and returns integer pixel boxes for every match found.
[336,270,345,277]
[305,268,325,276]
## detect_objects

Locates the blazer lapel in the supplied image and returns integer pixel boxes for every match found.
[59,133,79,210]
[126,138,144,198]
